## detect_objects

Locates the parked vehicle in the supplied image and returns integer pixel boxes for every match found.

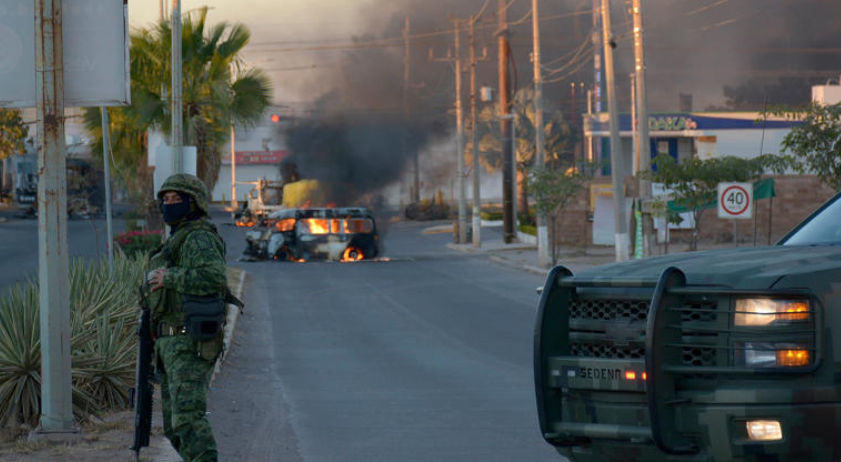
[535,192,841,461]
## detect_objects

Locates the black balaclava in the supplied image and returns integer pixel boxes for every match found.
[162,191,193,226]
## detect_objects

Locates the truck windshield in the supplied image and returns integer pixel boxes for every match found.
[781,194,841,245]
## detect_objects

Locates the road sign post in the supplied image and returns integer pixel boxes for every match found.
[718,182,753,247]
[3,0,131,434]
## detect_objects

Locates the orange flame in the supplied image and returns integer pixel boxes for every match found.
[341,247,364,262]
[300,218,330,234]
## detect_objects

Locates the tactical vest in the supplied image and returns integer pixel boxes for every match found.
[146,220,226,329]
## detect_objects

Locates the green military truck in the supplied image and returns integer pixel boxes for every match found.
[535,193,841,462]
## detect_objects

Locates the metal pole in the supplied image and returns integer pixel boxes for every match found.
[632,0,654,257]
[36,0,73,432]
[470,16,481,248]
[586,89,594,163]
[533,0,549,266]
[101,108,114,274]
[171,0,183,173]
[404,16,420,204]
[592,0,602,113]
[230,65,237,213]
[601,0,630,261]
[498,0,515,244]
[454,19,467,244]
[630,73,637,175]
[230,119,237,210]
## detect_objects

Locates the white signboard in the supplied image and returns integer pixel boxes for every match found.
[0,0,130,107]
[718,182,753,220]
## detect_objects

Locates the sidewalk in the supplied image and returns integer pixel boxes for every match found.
[446,238,617,276]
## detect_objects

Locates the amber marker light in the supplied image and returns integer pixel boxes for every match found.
[778,301,809,321]
[624,371,636,380]
[776,349,810,367]
[746,420,783,441]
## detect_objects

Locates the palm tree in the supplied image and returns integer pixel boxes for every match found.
[85,7,272,198]
[475,88,577,215]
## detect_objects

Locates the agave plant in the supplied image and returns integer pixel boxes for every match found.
[0,253,148,427]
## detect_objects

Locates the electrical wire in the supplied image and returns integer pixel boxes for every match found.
[473,0,493,21]
[685,0,733,16]
[245,9,594,55]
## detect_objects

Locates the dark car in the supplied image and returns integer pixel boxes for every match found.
[534,193,841,462]
[243,207,379,262]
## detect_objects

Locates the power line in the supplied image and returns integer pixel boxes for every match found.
[685,0,733,16]
[242,9,593,55]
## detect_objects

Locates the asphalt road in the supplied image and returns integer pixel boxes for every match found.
[210,218,561,462]
[0,210,126,292]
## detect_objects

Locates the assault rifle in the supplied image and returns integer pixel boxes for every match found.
[130,284,154,462]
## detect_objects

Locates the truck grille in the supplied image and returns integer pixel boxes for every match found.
[569,297,719,367]
[569,299,648,322]
[570,342,645,359]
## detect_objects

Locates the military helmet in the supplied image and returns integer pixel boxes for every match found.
[157,173,210,216]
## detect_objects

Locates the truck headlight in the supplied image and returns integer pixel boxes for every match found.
[735,342,811,368]
[734,299,809,327]
[746,420,783,441]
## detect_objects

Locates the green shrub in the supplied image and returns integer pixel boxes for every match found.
[0,253,147,427]
[480,211,504,221]
[518,213,536,227]
[115,230,162,258]
[519,224,537,236]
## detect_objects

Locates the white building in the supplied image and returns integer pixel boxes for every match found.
[211,121,288,203]
[584,111,799,178]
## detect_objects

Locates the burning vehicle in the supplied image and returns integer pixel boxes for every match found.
[243,207,379,262]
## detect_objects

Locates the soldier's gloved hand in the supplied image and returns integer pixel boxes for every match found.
[150,268,168,292]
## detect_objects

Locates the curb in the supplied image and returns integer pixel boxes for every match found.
[488,254,550,277]
[213,269,246,382]
[153,269,247,462]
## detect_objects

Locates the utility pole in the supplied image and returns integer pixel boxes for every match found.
[630,73,637,174]
[230,65,237,213]
[431,19,467,244]
[601,0,630,261]
[469,16,490,249]
[102,108,114,274]
[633,0,654,257]
[36,0,73,433]
[404,16,420,204]
[592,0,603,113]
[498,0,515,244]
[532,0,549,267]
[171,0,183,173]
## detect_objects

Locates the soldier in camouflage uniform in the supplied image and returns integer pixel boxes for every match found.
[146,173,227,462]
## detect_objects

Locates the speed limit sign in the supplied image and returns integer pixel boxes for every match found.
[718,182,753,219]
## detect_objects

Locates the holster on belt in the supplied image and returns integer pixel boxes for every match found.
[156,322,186,337]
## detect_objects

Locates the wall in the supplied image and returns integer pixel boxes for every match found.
[549,175,837,248]
[689,175,836,244]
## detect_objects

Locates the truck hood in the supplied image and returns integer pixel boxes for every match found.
[572,244,841,290]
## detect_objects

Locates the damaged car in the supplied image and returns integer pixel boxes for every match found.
[243,207,379,262]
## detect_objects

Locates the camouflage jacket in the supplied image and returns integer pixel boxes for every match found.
[146,219,227,329]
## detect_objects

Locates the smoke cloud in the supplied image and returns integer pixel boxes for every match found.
[271,0,841,205]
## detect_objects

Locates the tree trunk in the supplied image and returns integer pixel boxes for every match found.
[517,168,530,217]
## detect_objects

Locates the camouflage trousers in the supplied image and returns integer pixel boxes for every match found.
[156,335,218,462]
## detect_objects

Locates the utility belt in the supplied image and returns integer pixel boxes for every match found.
[156,321,186,338]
